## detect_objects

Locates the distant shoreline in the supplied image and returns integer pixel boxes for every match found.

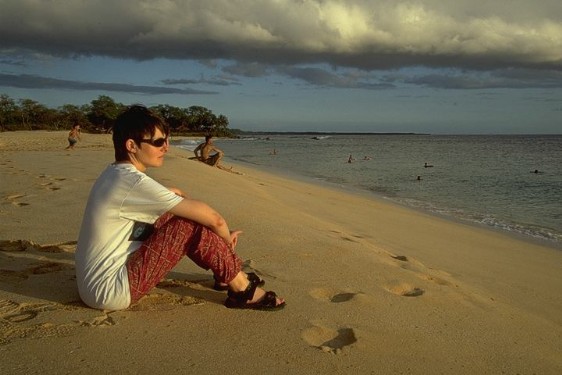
[233,131,562,137]
[236,131,426,136]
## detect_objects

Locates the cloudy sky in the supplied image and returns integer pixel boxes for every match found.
[1,0,561,133]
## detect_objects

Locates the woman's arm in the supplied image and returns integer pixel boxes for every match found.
[168,187,187,198]
[168,198,232,244]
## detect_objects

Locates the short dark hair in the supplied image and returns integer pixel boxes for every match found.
[112,105,169,161]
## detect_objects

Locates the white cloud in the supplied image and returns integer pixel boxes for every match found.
[0,0,561,69]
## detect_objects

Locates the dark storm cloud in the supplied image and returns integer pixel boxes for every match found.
[162,76,240,87]
[407,69,562,89]
[222,63,269,78]
[0,58,26,67]
[0,73,216,95]
[1,0,561,71]
[276,66,394,89]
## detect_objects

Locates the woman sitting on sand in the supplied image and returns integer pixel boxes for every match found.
[75,105,285,311]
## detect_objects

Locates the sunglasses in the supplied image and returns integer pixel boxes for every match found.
[139,137,168,147]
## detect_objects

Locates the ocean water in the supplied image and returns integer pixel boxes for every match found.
[176,134,562,248]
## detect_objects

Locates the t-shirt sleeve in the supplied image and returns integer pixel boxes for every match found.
[120,175,183,224]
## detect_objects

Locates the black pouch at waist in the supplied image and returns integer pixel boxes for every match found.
[128,221,155,242]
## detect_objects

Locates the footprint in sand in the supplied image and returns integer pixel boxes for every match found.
[39,182,61,191]
[384,281,424,297]
[0,300,88,345]
[4,194,30,207]
[329,229,364,243]
[0,240,76,253]
[418,274,451,286]
[5,194,25,201]
[0,298,127,345]
[4,310,39,323]
[36,241,76,253]
[0,299,20,315]
[0,240,76,283]
[309,288,368,304]
[0,241,74,283]
[330,292,358,303]
[0,300,59,324]
[28,262,73,275]
[302,324,358,354]
[0,261,73,283]
[78,314,116,327]
[0,240,33,252]
[389,253,453,287]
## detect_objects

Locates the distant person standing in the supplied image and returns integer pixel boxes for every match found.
[65,123,81,150]
[194,135,224,167]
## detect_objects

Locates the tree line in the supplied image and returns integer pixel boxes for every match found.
[0,94,234,136]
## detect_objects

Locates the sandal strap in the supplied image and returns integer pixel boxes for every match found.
[227,279,258,303]
[260,292,280,308]
[224,290,285,310]
[214,272,263,292]
[247,272,265,287]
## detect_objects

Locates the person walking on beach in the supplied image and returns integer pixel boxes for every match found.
[194,135,224,167]
[75,105,285,311]
[65,123,81,150]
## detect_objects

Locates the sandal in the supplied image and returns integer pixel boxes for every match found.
[213,272,264,291]
[224,280,285,311]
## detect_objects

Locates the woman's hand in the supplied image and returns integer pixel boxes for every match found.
[169,199,232,243]
[229,230,243,249]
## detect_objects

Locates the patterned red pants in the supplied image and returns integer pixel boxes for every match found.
[126,213,242,304]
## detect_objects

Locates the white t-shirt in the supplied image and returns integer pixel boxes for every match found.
[76,163,183,310]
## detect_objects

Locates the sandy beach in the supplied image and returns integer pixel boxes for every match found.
[1,131,561,374]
